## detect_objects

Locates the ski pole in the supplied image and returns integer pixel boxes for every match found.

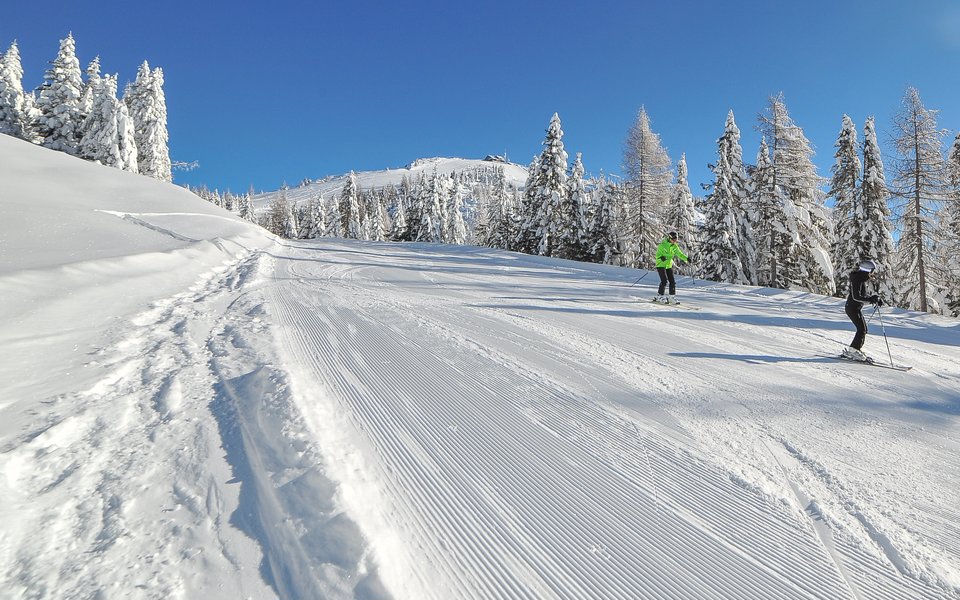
[628,272,649,288]
[875,305,895,366]
[867,304,878,325]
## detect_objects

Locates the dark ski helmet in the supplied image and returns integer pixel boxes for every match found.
[859,259,877,272]
[668,231,678,240]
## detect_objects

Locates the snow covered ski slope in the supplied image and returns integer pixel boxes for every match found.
[251,238,960,599]
[2,134,959,599]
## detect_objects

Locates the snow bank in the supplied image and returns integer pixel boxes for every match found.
[0,134,272,407]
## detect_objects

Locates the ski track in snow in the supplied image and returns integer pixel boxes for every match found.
[1,249,275,599]
[3,234,959,599]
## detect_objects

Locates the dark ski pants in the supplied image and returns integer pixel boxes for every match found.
[657,267,676,296]
[845,300,867,350]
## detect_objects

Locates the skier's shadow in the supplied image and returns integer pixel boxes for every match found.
[669,351,835,365]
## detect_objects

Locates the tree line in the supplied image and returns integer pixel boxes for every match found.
[0,34,171,181]
[249,93,959,318]
[257,165,504,245]
[4,35,954,317]
[693,89,959,317]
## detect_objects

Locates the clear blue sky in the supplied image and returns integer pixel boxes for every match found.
[4,0,960,195]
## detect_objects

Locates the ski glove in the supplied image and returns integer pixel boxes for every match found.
[869,295,883,306]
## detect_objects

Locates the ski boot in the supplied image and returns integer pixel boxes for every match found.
[842,347,872,363]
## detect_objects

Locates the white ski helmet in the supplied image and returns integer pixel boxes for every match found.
[859,259,877,272]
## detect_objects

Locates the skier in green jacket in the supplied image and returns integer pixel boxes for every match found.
[653,231,690,304]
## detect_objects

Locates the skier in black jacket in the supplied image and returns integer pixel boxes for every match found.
[843,259,883,362]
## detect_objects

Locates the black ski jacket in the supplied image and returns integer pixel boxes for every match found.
[847,269,873,306]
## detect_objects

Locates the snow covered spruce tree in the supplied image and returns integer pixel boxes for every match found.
[478,168,516,250]
[405,172,444,243]
[750,136,793,288]
[517,113,569,256]
[585,179,623,265]
[890,87,948,313]
[124,61,171,182]
[297,194,326,239]
[0,41,38,141]
[338,171,363,239]
[78,57,100,121]
[939,133,960,315]
[402,174,428,242]
[515,156,540,253]
[77,72,119,166]
[446,179,468,245]
[265,190,295,238]
[859,116,897,301]
[325,197,342,238]
[382,186,399,232]
[622,106,672,268]
[553,151,588,259]
[756,94,835,294]
[436,173,453,242]
[372,188,392,242]
[359,190,373,240]
[829,114,863,296]
[423,173,446,242]
[389,190,408,241]
[389,176,413,241]
[711,110,756,282]
[472,186,492,246]
[237,189,257,223]
[78,74,138,172]
[407,175,428,242]
[701,120,750,284]
[665,153,699,270]
[34,33,84,154]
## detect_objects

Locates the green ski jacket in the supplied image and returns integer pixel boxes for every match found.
[655,238,688,269]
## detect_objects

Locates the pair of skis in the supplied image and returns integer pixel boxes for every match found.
[829,354,912,371]
[647,297,701,311]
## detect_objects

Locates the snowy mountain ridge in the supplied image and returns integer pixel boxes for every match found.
[2,135,959,600]
[253,156,530,210]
